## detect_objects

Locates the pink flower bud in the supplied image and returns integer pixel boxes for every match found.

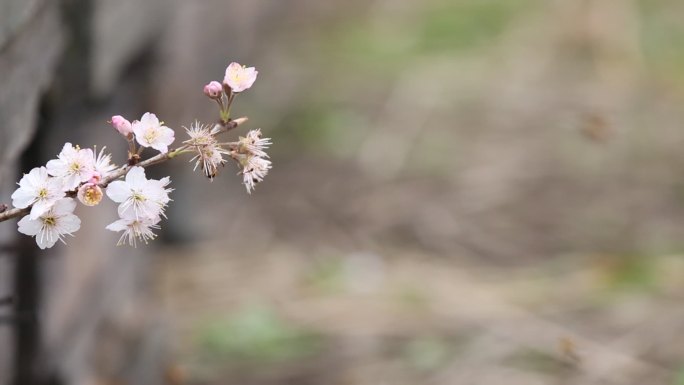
[111,115,133,137]
[203,81,223,99]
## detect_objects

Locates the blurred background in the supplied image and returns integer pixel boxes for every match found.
[3,0,684,384]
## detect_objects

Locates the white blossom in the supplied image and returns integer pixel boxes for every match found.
[46,143,96,190]
[105,166,172,219]
[11,167,66,219]
[132,112,175,153]
[223,62,258,93]
[106,211,161,247]
[17,198,81,249]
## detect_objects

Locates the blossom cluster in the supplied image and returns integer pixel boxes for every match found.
[6,61,272,250]
[12,144,116,249]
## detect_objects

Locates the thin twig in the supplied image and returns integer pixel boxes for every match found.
[0,117,247,224]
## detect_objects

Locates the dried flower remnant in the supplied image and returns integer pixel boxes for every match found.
[236,154,272,194]
[184,122,229,180]
[237,129,272,158]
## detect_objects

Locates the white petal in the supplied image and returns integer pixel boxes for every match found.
[132,121,146,143]
[144,112,159,125]
[106,219,130,232]
[58,214,81,233]
[45,159,64,177]
[125,166,147,186]
[46,177,66,194]
[17,216,42,236]
[150,142,169,154]
[36,229,58,249]
[60,143,75,156]
[51,198,77,216]
[11,188,35,209]
[105,181,131,203]
[30,200,54,220]
[61,174,81,191]
[160,126,175,144]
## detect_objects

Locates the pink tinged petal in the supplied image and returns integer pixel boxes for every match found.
[17,216,42,236]
[242,68,258,89]
[160,126,175,144]
[134,133,149,148]
[105,181,131,203]
[151,142,168,154]
[132,121,146,143]
[140,112,159,127]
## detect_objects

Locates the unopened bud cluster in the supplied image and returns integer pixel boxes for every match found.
[6,61,272,249]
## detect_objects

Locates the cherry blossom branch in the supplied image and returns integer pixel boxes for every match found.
[0,117,248,224]
[0,207,29,223]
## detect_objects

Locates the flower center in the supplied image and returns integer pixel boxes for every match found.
[70,162,82,173]
[132,192,146,202]
[38,188,49,199]
[144,128,159,143]
[83,186,103,205]
[42,216,56,226]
